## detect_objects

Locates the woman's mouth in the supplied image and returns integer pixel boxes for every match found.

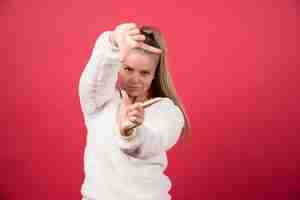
[128,86,140,89]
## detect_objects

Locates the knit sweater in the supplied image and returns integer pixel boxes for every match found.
[78,31,184,200]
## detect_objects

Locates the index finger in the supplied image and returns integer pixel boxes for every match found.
[142,98,163,108]
[138,42,162,54]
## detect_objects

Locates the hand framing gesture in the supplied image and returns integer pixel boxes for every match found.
[110,23,162,62]
[118,90,163,136]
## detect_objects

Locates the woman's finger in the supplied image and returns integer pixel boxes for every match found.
[128,106,144,119]
[138,42,162,54]
[119,45,130,62]
[128,110,143,117]
[129,116,138,123]
[129,28,140,35]
[124,22,137,30]
[127,122,139,130]
[131,34,146,42]
[124,120,137,130]
[128,113,144,122]
[130,103,144,113]
[129,116,143,125]
[121,90,133,106]
[142,97,163,108]
[128,111,143,119]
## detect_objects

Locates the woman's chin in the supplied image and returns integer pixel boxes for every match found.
[127,91,147,101]
[126,91,140,98]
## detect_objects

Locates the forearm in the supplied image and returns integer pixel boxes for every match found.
[79,31,120,115]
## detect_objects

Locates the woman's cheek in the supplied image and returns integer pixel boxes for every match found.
[145,79,153,91]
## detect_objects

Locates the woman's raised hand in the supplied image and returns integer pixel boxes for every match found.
[110,23,162,62]
[118,90,163,136]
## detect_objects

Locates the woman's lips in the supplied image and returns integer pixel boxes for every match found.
[128,86,140,89]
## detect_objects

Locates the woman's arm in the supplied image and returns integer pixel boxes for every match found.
[78,31,120,115]
[114,98,185,159]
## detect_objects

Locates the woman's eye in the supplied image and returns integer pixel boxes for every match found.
[141,71,150,75]
[124,67,132,72]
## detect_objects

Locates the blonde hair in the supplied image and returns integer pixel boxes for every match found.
[140,26,190,138]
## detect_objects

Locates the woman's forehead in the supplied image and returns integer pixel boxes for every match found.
[124,49,159,70]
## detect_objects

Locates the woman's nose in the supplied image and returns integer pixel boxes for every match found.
[131,74,141,83]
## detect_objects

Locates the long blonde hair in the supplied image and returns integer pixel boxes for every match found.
[140,26,190,138]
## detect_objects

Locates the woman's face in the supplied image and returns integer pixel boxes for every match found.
[119,49,159,101]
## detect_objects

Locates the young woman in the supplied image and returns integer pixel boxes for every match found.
[79,22,190,200]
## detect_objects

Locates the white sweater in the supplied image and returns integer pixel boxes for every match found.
[78,31,184,200]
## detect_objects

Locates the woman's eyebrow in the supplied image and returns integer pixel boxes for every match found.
[123,64,133,68]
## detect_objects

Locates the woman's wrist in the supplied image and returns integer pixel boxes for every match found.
[120,128,133,136]
[119,127,136,141]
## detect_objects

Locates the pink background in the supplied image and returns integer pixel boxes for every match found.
[1,0,299,199]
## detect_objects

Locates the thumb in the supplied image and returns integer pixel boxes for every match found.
[119,44,128,63]
[121,90,132,106]
[142,97,163,108]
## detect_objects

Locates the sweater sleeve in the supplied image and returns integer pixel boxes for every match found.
[114,98,185,159]
[78,31,120,116]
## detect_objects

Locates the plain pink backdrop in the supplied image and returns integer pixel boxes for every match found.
[1,0,299,199]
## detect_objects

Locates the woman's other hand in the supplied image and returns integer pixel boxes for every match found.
[110,23,162,62]
[118,90,162,136]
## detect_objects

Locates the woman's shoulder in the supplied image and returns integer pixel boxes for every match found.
[146,97,184,125]
[155,97,174,106]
